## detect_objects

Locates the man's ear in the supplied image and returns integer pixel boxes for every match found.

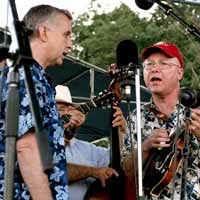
[178,67,184,81]
[37,26,48,42]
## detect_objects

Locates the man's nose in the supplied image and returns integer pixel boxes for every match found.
[67,39,73,50]
[150,64,161,72]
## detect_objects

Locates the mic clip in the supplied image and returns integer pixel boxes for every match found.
[109,63,141,101]
[110,63,141,81]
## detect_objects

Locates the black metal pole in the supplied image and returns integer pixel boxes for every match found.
[8,0,53,173]
[4,66,19,199]
[155,0,200,40]
[3,1,54,199]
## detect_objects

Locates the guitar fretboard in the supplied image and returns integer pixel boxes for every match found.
[77,99,97,114]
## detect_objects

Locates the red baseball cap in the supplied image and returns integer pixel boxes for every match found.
[141,41,184,68]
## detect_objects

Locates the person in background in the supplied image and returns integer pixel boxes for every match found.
[55,84,126,200]
[0,60,6,67]
[122,41,200,200]
[0,5,73,199]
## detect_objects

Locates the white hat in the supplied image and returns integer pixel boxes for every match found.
[55,85,72,104]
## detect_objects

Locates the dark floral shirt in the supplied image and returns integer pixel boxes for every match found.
[123,101,200,200]
[0,62,68,199]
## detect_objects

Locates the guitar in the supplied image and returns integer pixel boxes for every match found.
[61,89,120,123]
[143,126,185,197]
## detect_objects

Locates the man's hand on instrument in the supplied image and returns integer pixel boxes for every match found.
[190,108,200,139]
[142,129,170,152]
[91,166,119,187]
[108,63,117,74]
[112,106,126,133]
[64,106,85,130]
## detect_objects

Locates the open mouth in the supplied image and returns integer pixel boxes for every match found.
[151,77,162,82]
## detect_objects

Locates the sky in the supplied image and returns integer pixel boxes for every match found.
[0,0,156,27]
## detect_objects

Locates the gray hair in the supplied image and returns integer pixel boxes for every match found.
[23,4,72,39]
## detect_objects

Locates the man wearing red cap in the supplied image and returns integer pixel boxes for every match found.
[122,41,200,199]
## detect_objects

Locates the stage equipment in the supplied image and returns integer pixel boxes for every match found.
[0,27,11,61]
[113,39,145,199]
[115,40,139,101]
[135,0,200,40]
[173,0,200,5]
[3,1,53,199]
[180,87,200,108]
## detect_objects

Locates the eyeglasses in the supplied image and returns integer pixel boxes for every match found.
[143,59,181,71]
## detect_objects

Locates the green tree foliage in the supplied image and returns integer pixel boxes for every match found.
[72,3,147,69]
[72,1,200,89]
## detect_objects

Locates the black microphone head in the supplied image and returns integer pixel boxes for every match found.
[180,88,197,107]
[135,0,155,10]
[116,39,138,68]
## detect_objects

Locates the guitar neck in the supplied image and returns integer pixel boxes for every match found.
[169,126,185,145]
[61,99,97,123]
[77,99,97,114]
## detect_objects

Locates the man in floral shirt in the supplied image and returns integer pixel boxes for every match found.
[122,42,200,200]
[0,5,73,199]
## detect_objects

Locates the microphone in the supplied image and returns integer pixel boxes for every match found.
[135,0,155,10]
[180,88,200,108]
[116,39,139,100]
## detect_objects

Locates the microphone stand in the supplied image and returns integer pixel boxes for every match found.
[4,1,53,199]
[134,66,145,200]
[155,0,200,40]
[120,64,145,200]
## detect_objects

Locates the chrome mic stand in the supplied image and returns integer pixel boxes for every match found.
[119,63,145,200]
[134,66,145,200]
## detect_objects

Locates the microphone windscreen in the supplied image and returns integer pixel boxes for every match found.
[116,39,138,68]
[135,0,154,10]
[180,88,197,107]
